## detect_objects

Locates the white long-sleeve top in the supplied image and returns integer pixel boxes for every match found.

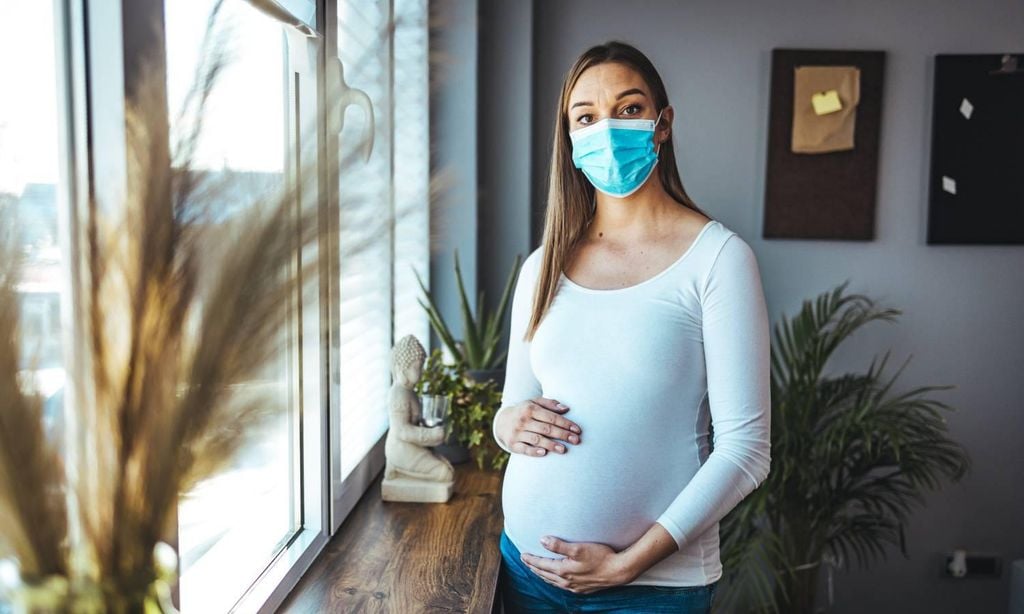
[493,219,771,587]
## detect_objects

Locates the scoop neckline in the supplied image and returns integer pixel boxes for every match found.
[559,219,718,294]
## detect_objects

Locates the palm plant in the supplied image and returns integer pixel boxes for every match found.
[413,249,521,371]
[715,281,970,614]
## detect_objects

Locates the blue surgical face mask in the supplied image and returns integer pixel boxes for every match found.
[570,107,666,198]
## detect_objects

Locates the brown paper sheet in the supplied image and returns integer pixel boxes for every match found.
[791,65,861,153]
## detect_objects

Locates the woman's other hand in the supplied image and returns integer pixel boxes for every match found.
[520,536,634,594]
[495,397,582,456]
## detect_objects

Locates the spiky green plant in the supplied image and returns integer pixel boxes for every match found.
[715,281,970,614]
[413,250,521,370]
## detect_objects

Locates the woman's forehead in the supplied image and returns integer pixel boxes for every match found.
[569,62,649,105]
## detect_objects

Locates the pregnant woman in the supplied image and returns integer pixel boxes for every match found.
[492,40,772,613]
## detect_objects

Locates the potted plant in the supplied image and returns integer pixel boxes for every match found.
[413,249,521,388]
[450,369,506,472]
[413,348,507,470]
[715,281,971,614]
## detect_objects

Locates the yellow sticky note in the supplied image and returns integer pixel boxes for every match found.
[811,89,843,115]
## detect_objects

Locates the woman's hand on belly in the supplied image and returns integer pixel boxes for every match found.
[496,397,583,456]
[518,535,634,595]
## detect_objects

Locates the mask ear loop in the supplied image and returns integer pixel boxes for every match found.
[654,106,669,155]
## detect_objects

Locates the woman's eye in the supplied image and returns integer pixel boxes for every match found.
[577,114,592,124]
[623,103,642,116]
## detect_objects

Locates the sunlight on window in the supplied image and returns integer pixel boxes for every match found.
[392,0,431,373]
[164,1,298,611]
[337,0,396,479]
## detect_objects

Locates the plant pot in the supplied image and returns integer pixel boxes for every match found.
[431,429,471,465]
[775,560,822,614]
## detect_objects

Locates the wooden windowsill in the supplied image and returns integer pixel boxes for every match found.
[280,462,505,613]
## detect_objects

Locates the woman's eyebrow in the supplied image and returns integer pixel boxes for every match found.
[570,88,647,110]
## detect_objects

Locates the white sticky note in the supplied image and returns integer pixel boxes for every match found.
[942,176,957,195]
[959,98,973,119]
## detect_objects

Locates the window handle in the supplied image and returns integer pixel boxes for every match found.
[328,56,374,163]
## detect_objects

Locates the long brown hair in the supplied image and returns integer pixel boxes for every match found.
[523,40,712,341]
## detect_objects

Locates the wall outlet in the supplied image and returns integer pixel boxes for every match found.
[943,552,1003,578]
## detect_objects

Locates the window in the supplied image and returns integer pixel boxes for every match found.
[392,0,432,406]
[330,0,431,528]
[336,0,396,482]
[163,1,305,611]
[0,0,70,455]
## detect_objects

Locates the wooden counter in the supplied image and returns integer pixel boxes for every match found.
[280,462,505,613]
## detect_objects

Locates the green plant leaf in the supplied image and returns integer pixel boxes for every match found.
[453,249,483,367]
[413,263,462,360]
[481,253,521,370]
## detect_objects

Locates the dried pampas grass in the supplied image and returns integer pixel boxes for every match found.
[0,0,462,609]
[2,1,356,610]
[66,16,331,610]
[0,227,69,584]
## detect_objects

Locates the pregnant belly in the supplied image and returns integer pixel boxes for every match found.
[501,432,684,558]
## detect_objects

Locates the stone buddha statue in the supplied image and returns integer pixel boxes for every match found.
[381,334,455,502]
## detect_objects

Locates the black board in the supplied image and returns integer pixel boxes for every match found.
[927,53,1024,244]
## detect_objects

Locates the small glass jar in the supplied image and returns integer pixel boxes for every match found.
[418,393,450,430]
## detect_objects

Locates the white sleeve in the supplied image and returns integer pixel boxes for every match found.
[493,251,543,454]
[654,234,772,550]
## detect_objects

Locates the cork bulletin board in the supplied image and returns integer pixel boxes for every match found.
[926,54,1024,244]
[763,49,886,240]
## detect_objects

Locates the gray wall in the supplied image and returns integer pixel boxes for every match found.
[478,0,533,347]
[428,0,478,358]
[478,0,1024,612]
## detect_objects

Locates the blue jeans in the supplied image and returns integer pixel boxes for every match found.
[499,529,717,613]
